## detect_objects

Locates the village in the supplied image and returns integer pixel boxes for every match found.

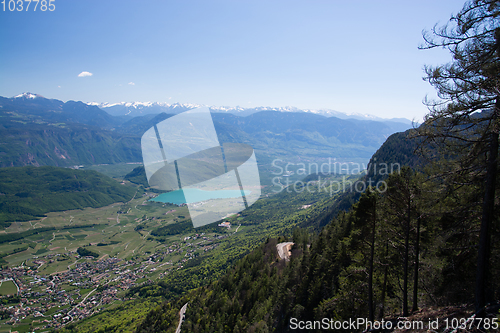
[0,229,230,331]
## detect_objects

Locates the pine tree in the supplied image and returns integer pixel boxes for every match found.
[355,188,378,321]
[418,0,500,313]
[383,167,419,316]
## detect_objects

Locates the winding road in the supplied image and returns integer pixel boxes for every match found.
[176,302,188,333]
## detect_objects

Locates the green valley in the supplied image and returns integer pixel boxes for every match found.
[0,163,355,332]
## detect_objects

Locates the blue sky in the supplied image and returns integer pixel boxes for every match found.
[0,0,463,121]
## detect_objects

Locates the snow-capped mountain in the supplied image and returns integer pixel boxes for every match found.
[87,101,202,117]
[91,100,412,124]
[14,92,45,100]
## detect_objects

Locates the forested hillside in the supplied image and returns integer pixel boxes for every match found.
[0,166,137,228]
[0,125,143,168]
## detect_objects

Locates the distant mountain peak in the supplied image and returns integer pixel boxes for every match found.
[14,92,44,99]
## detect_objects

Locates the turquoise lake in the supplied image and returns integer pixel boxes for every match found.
[150,188,251,205]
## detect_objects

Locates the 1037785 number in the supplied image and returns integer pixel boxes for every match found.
[1,0,55,11]
[444,317,499,330]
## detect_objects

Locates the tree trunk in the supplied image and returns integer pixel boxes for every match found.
[475,98,499,314]
[379,241,389,319]
[412,216,421,313]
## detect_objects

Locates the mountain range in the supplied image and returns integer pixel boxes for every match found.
[87,96,413,124]
[0,93,413,179]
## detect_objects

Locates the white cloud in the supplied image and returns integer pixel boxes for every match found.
[78,71,93,77]
[128,82,135,86]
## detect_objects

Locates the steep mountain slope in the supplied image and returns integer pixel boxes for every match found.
[0,125,142,167]
[0,94,143,167]
[365,129,422,182]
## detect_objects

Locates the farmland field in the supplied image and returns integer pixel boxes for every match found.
[0,185,242,279]
[0,280,18,296]
[2,191,189,272]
